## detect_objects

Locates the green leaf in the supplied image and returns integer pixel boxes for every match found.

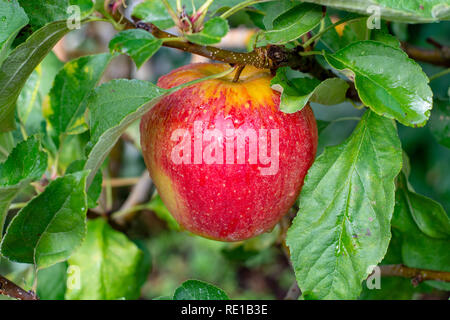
[254,0,298,30]
[263,3,323,44]
[271,67,349,113]
[47,53,113,145]
[316,120,330,135]
[359,277,429,300]
[392,173,450,275]
[0,171,88,269]
[186,17,229,45]
[301,0,450,23]
[65,218,149,300]
[429,97,450,148]
[39,52,64,98]
[84,79,168,187]
[0,131,14,161]
[0,136,47,233]
[0,20,80,132]
[84,68,234,187]
[394,172,450,239]
[318,14,343,52]
[287,111,402,299]
[70,0,95,18]
[310,78,350,105]
[209,0,247,16]
[173,280,229,300]
[18,0,69,30]
[394,166,450,240]
[341,18,368,46]
[325,41,433,127]
[16,68,44,136]
[0,136,47,186]
[339,18,400,48]
[132,0,178,30]
[0,0,28,67]
[109,30,162,69]
[66,160,102,209]
[371,30,400,48]
[37,262,68,300]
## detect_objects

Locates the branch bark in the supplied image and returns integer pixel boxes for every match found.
[112,171,153,226]
[401,42,450,67]
[0,275,38,300]
[107,7,361,100]
[379,264,450,285]
[130,19,359,100]
[284,264,450,300]
[284,281,302,300]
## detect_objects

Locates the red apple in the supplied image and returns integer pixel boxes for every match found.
[140,63,317,241]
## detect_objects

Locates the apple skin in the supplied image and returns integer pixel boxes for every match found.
[140,63,317,241]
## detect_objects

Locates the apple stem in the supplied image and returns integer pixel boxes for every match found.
[232,65,246,83]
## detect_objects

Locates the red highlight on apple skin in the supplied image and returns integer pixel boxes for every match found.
[140,63,318,241]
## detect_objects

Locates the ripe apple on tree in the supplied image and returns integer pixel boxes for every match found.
[140,63,318,241]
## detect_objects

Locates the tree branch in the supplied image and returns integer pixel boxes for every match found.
[133,20,309,70]
[0,274,38,300]
[284,264,450,300]
[105,6,361,100]
[112,171,153,226]
[284,281,302,300]
[131,20,359,100]
[378,264,450,285]
[401,41,450,67]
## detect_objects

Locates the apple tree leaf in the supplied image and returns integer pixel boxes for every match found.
[301,0,450,23]
[271,67,349,113]
[0,131,14,161]
[47,53,114,146]
[37,262,68,300]
[66,160,102,209]
[70,0,95,18]
[392,172,450,289]
[0,0,28,67]
[186,17,229,45]
[0,171,88,269]
[325,41,433,127]
[18,0,69,30]
[264,3,323,44]
[16,67,45,136]
[429,97,450,148]
[287,110,402,299]
[173,280,229,300]
[0,136,47,234]
[0,20,82,132]
[253,0,298,30]
[65,218,149,300]
[109,30,162,69]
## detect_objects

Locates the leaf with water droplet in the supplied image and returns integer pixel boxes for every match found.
[0,171,89,269]
[287,110,402,299]
[325,41,433,127]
